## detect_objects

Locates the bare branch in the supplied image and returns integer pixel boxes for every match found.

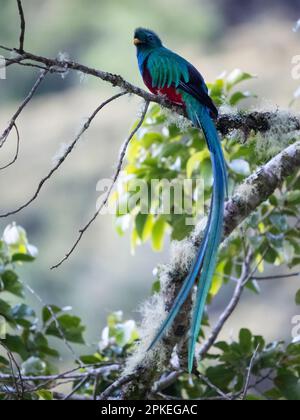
[63,376,90,400]
[198,373,232,400]
[0,45,13,52]
[0,342,24,400]
[16,0,26,52]
[242,345,260,400]
[4,57,62,72]
[53,392,92,401]
[153,371,182,393]
[0,69,48,148]
[1,46,299,138]
[0,363,120,400]
[0,364,120,384]
[98,374,135,400]
[252,272,300,281]
[51,100,150,270]
[0,92,127,219]
[0,123,20,170]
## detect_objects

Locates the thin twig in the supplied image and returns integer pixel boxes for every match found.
[0,69,48,148]
[53,391,92,401]
[98,374,135,400]
[0,342,24,400]
[6,352,21,399]
[3,57,63,72]
[63,376,90,400]
[0,92,126,218]
[0,123,20,170]
[93,372,100,401]
[0,56,24,68]
[0,364,120,384]
[242,345,260,400]
[16,0,25,52]
[252,272,300,281]
[0,45,13,52]
[153,371,182,393]
[51,100,150,270]
[198,373,231,401]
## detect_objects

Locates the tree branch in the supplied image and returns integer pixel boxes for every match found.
[98,374,135,400]
[252,272,299,281]
[1,46,300,138]
[0,69,48,148]
[0,123,20,170]
[16,0,26,52]
[0,92,127,219]
[242,345,260,400]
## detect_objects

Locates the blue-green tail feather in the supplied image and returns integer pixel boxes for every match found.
[187,109,226,372]
[148,99,226,374]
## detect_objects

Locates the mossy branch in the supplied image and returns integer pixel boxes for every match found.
[121,140,300,399]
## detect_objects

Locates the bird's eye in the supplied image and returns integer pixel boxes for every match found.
[147,35,154,41]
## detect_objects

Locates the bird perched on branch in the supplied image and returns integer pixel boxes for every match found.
[134,28,228,372]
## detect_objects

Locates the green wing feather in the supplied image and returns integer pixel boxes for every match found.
[147,48,190,89]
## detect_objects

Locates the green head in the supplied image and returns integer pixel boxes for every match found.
[133,28,163,50]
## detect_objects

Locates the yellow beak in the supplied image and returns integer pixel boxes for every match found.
[133,38,143,46]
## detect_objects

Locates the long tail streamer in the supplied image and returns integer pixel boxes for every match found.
[148,102,227,373]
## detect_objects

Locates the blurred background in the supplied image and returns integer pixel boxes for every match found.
[0,0,299,362]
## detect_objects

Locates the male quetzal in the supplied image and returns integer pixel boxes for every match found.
[134,28,228,372]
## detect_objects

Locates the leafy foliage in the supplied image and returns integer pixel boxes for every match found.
[0,224,86,399]
[1,69,300,400]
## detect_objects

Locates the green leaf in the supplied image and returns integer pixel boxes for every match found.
[36,390,53,400]
[0,298,12,319]
[186,150,210,178]
[12,253,35,263]
[46,314,85,344]
[10,304,35,327]
[0,355,9,367]
[0,317,7,340]
[21,357,47,376]
[270,214,288,232]
[152,280,161,294]
[209,262,225,298]
[34,333,60,359]
[2,335,29,360]
[171,214,193,241]
[1,270,23,297]
[42,305,62,325]
[275,370,300,400]
[286,190,300,205]
[229,91,255,106]
[135,213,148,240]
[80,354,103,365]
[11,304,35,320]
[151,217,167,251]
[226,69,256,91]
[239,329,252,353]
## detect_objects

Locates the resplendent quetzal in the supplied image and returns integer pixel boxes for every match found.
[134,28,228,372]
